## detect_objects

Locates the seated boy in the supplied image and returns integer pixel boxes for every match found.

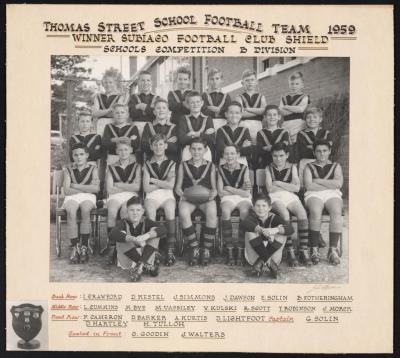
[102,103,140,164]
[69,109,102,164]
[141,99,179,162]
[256,105,290,169]
[143,134,177,266]
[175,138,218,266]
[218,144,252,266]
[168,66,191,124]
[296,107,333,177]
[265,143,311,267]
[109,196,167,282]
[104,138,141,265]
[303,139,343,265]
[235,70,267,144]
[279,71,310,145]
[241,193,294,279]
[63,143,100,264]
[177,91,215,162]
[201,68,231,119]
[128,71,159,122]
[216,101,253,166]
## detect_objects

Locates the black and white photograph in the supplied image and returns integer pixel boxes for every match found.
[49,55,349,283]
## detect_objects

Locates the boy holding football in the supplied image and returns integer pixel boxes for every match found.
[175,138,218,266]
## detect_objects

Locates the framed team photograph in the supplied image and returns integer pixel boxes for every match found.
[49,55,349,283]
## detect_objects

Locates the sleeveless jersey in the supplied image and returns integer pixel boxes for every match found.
[307,161,338,180]
[146,122,175,140]
[108,161,138,183]
[239,92,263,121]
[182,160,213,190]
[97,94,121,117]
[268,163,293,183]
[70,133,101,162]
[67,164,96,185]
[258,128,289,147]
[144,159,175,181]
[219,163,247,188]
[218,126,248,146]
[281,93,310,121]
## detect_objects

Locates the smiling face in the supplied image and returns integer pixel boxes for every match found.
[289,77,304,94]
[314,144,331,162]
[254,199,271,218]
[190,142,206,160]
[226,104,242,125]
[151,139,167,157]
[305,112,322,129]
[116,143,132,160]
[272,149,289,168]
[242,74,257,92]
[127,203,144,223]
[102,76,117,93]
[208,72,223,90]
[113,106,129,125]
[177,72,191,91]
[264,108,281,128]
[72,148,89,166]
[223,145,239,164]
[153,101,170,121]
[187,95,203,114]
[138,74,152,93]
[78,115,92,133]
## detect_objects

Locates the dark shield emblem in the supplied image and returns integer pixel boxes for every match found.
[10,304,44,349]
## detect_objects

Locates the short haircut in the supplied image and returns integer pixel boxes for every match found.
[190,137,207,148]
[313,139,331,151]
[113,103,128,112]
[186,90,202,101]
[78,109,93,120]
[177,66,191,78]
[242,69,257,80]
[226,101,243,112]
[154,98,169,107]
[254,192,272,206]
[71,142,89,154]
[223,144,240,153]
[271,142,289,154]
[150,133,167,145]
[116,138,132,148]
[289,71,304,81]
[304,107,323,120]
[264,104,281,115]
[126,195,143,208]
[208,68,223,79]
[138,70,151,78]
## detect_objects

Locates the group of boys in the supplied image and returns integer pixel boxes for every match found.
[62,67,343,282]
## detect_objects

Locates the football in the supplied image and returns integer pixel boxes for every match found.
[183,185,211,204]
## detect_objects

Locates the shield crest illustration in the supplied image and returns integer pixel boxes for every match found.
[10,304,44,349]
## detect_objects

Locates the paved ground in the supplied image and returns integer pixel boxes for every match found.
[49,215,348,284]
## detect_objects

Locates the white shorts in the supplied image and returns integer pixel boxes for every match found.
[219,156,248,167]
[241,120,263,145]
[145,189,175,207]
[221,194,252,207]
[282,119,306,143]
[305,189,342,205]
[62,193,96,207]
[182,145,212,162]
[269,191,301,207]
[107,192,137,206]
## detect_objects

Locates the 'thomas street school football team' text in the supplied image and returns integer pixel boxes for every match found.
[62,67,344,282]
